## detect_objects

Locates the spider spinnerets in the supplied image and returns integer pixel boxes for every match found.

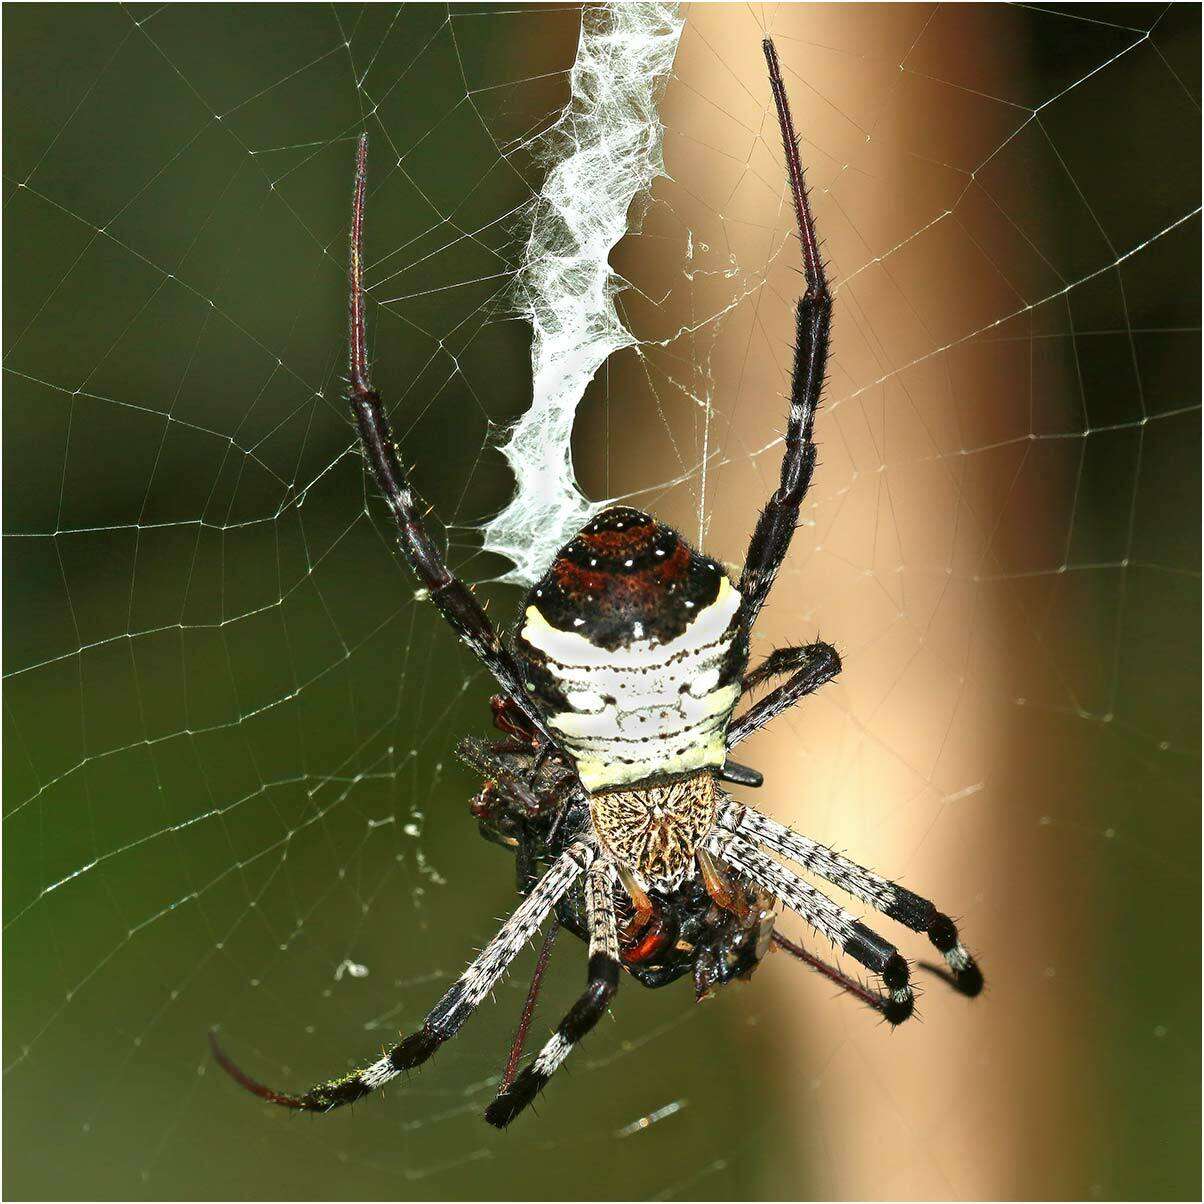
[211,37,983,1131]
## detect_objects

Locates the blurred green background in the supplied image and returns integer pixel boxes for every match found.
[4,4,1199,1200]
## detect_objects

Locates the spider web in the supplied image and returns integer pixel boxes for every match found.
[4,4,1200,1200]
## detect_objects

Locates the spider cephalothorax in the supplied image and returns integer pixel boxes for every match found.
[460,732,772,998]
[587,772,718,891]
[212,38,983,1130]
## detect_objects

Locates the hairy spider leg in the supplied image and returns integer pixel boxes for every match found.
[706,831,915,1021]
[770,930,913,1026]
[719,801,983,997]
[727,642,842,747]
[737,39,832,631]
[486,859,620,1127]
[212,843,593,1112]
[346,133,550,741]
[499,913,561,1094]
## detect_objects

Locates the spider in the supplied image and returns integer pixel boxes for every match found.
[212,38,982,1130]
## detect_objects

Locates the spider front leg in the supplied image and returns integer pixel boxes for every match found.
[738,40,832,632]
[211,842,593,1112]
[486,859,621,1127]
[727,641,841,748]
[346,134,549,740]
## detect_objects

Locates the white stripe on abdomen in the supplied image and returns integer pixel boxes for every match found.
[521,578,742,791]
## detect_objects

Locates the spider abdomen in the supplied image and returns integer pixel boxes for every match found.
[514,507,747,792]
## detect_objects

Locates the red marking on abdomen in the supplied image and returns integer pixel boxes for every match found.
[579,519,657,554]
[551,537,690,604]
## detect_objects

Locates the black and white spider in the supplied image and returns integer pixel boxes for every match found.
[212,39,982,1130]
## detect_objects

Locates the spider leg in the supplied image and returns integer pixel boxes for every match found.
[718,800,983,997]
[346,134,549,739]
[499,914,561,1094]
[770,930,913,1025]
[211,842,593,1113]
[727,641,841,748]
[738,40,832,632]
[486,860,620,1128]
[705,830,914,1022]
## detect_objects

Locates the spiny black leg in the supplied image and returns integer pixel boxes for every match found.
[727,641,842,748]
[719,800,984,999]
[709,831,914,1020]
[739,40,832,631]
[486,861,620,1128]
[346,134,550,740]
[211,844,591,1113]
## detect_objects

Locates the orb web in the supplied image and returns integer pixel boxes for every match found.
[4,4,1198,1199]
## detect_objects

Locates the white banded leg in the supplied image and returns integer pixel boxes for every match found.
[485,858,620,1128]
[211,842,593,1113]
[705,830,914,1017]
[718,801,982,996]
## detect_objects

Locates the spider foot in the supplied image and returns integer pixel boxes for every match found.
[208,1030,353,1112]
[484,1072,540,1129]
[209,1024,446,1113]
[924,913,984,997]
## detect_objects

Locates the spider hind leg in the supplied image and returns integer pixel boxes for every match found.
[920,913,985,998]
[719,800,984,1002]
[708,831,915,1020]
[211,844,591,1114]
[486,861,621,1128]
